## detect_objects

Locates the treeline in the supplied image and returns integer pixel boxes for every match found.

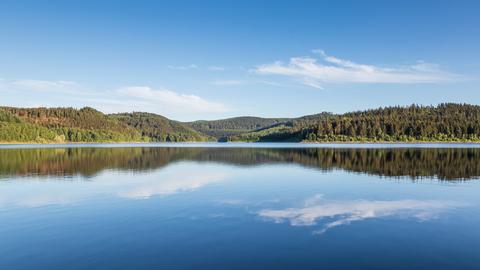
[0,121,145,143]
[229,103,480,142]
[2,147,479,180]
[2,103,480,143]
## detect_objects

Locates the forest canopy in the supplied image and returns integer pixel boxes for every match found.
[228,103,480,142]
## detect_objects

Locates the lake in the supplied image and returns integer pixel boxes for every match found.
[1,143,480,270]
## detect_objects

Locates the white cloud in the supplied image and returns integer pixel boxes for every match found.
[211,79,291,87]
[216,199,247,205]
[254,50,463,88]
[0,77,229,119]
[212,79,245,86]
[1,79,79,93]
[167,64,198,70]
[208,66,225,71]
[167,64,227,71]
[258,194,464,234]
[116,86,228,113]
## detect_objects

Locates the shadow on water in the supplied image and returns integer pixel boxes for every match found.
[1,147,480,180]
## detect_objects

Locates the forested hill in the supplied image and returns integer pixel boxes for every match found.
[0,107,142,142]
[0,107,210,143]
[185,116,289,139]
[110,112,210,142]
[3,106,136,133]
[227,103,480,142]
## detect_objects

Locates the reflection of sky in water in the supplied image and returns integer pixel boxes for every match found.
[258,194,465,234]
[1,153,480,270]
[0,161,475,226]
[0,162,231,208]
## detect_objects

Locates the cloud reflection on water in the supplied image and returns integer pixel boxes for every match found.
[258,195,464,234]
[0,164,230,208]
[118,171,228,199]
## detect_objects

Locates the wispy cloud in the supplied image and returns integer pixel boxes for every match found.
[211,79,292,87]
[116,86,228,113]
[215,199,247,205]
[211,79,245,86]
[208,66,225,71]
[167,64,198,70]
[254,50,463,89]
[0,77,229,119]
[258,194,464,234]
[167,64,227,72]
[1,79,79,94]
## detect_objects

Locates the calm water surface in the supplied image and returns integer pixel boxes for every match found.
[1,144,480,270]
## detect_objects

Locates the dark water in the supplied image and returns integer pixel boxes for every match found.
[1,144,480,270]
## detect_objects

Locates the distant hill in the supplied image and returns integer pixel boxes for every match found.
[111,112,211,142]
[227,103,480,142]
[185,116,290,140]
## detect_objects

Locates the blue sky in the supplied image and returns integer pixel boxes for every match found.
[0,0,479,121]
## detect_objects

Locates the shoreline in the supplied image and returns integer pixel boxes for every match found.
[2,141,480,149]
[2,141,480,145]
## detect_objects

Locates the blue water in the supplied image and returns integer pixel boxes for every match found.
[0,145,479,269]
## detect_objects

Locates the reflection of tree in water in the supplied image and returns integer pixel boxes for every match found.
[1,147,479,180]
